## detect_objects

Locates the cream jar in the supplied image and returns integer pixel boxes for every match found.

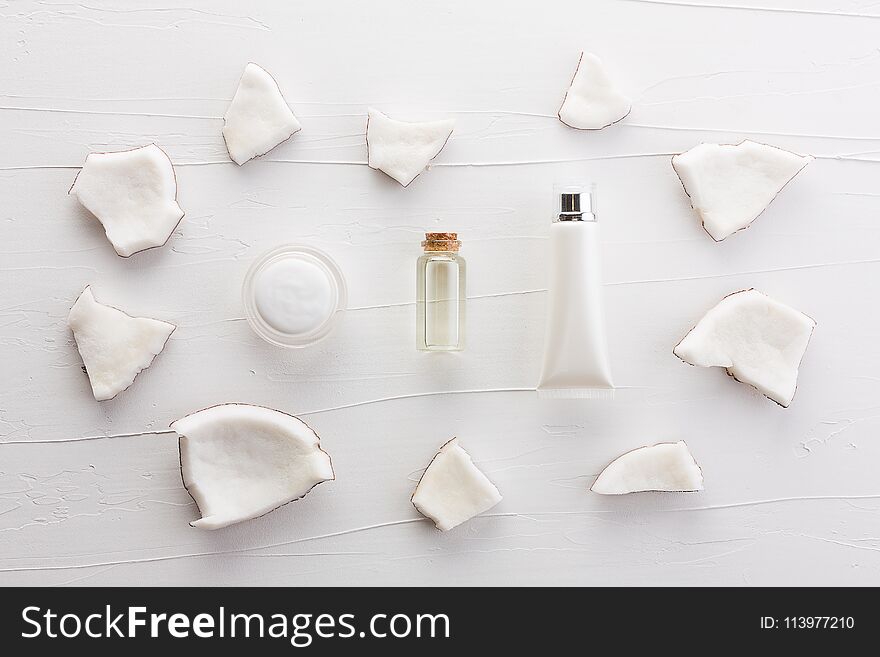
[242,244,347,348]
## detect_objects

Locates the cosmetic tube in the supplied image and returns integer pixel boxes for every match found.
[537,185,614,398]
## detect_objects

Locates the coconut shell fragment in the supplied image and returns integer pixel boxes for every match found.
[172,404,334,530]
[672,140,812,241]
[592,441,703,494]
[673,289,816,407]
[69,144,184,257]
[223,63,302,165]
[558,52,631,130]
[366,108,454,186]
[411,438,501,531]
[68,286,175,401]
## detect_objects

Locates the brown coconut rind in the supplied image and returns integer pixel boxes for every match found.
[557,52,632,131]
[365,113,454,188]
[590,440,704,494]
[221,62,302,166]
[672,288,817,408]
[70,285,176,402]
[172,403,334,529]
[671,141,812,242]
[69,144,185,258]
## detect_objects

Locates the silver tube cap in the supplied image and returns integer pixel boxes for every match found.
[554,184,596,222]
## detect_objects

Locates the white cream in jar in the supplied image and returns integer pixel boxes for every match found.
[242,245,347,348]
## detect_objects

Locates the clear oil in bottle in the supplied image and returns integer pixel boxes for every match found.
[416,232,466,351]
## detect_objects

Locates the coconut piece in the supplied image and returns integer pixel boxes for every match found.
[672,140,813,241]
[222,63,302,165]
[411,438,501,531]
[172,404,334,530]
[674,289,816,407]
[558,52,631,130]
[366,108,454,186]
[69,144,184,257]
[591,441,703,494]
[68,286,175,401]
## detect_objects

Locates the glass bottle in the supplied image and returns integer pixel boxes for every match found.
[416,232,466,351]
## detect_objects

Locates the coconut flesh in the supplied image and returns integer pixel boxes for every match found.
[172,404,334,530]
[68,286,175,401]
[558,52,631,130]
[411,438,502,531]
[366,108,454,186]
[591,441,703,494]
[672,140,813,241]
[674,289,816,407]
[69,144,184,257]
[222,63,302,165]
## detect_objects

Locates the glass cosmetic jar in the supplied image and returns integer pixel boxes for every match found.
[242,244,347,348]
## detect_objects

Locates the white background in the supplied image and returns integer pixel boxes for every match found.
[1,0,879,586]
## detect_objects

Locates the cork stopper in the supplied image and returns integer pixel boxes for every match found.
[422,232,461,252]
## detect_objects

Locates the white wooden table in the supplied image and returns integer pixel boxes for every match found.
[2,0,879,586]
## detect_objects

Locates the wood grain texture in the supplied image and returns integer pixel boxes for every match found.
[1,0,879,586]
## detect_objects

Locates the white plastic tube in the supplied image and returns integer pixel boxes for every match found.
[537,187,614,398]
